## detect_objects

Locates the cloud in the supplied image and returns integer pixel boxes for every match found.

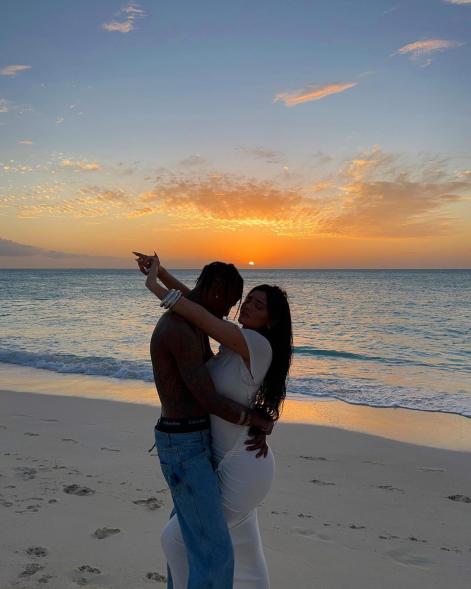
[0,64,32,77]
[56,117,64,124]
[127,206,156,218]
[177,155,208,168]
[17,186,130,219]
[274,82,357,107]
[236,146,283,164]
[18,140,33,145]
[60,159,101,172]
[102,21,133,33]
[395,39,464,66]
[139,173,322,235]
[444,0,471,4]
[0,237,130,267]
[317,148,471,238]
[102,2,146,33]
[0,99,11,113]
[0,237,80,258]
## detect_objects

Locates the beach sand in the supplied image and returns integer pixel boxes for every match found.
[1,385,471,589]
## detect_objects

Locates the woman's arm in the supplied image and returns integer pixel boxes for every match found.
[133,251,191,295]
[145,257,250,364]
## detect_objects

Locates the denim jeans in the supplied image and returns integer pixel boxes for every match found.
[155,428,234,589]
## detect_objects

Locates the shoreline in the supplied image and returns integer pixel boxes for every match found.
[2,362,471,452]
[1,388,471,588]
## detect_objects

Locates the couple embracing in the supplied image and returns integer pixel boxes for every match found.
[134,251,292,589]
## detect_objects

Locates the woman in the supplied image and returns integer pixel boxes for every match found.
[140,253,292,588]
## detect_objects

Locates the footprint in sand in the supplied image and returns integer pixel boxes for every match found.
[145,571,167,583]
[440,546,461,553]
[37,574,54,584]
[293,528,333,543]
[63,484,96,496]
[93,527,121,539]
[26,546,48,557]
[24,432,40,437]
[61,438,78,444]
[375,484,405,493]
[77,565,101,574]
[19,563,45,577]
[348,523,366,530]
[41,419,59,422]
[100,447,120,452]
[419,467,445,473]
[379,532,400,540]
[299,455,327,461]
[0,425,7,430]
[448,494,471,503]
[133,497,163,511]
[386,548,431,568]
[408,536,427,543]
[310,479,336,486]
[15,467,37,480]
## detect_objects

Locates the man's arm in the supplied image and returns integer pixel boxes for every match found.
[166,318,273,433]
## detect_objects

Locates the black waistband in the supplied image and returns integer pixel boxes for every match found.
[155,416,210,433]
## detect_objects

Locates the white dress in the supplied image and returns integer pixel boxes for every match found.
[161,328,275,588]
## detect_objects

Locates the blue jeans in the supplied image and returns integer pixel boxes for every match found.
[155,428,234,589]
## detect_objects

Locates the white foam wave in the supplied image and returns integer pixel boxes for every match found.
[1,348,469,418]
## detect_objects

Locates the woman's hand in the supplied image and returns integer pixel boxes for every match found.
[245,429,269,458]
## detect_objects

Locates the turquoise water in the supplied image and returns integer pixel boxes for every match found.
[1,269,470,417]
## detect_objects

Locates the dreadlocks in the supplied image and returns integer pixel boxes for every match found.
[195,262,244,313]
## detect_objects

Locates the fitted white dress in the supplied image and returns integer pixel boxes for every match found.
[161,328,275,588]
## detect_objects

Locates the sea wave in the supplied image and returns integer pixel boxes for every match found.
[0,349,155,382]
[288,376,471,418]
[1,347,469,418]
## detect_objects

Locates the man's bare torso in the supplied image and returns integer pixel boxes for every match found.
[150,312,212,418]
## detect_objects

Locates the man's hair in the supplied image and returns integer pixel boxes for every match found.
[195,261,244,304]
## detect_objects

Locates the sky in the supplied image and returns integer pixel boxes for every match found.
[0,0,470,269]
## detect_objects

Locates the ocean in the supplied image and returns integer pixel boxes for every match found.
[1,269,470,417]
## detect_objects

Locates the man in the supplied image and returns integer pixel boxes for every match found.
[135,254,272,589]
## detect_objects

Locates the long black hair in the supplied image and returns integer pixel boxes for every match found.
[250,284,293,420]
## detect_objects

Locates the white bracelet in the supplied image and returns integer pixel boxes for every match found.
[160,289,176,308]
[167,290,182,309]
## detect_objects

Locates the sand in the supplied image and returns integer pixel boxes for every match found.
[1,387,471,589]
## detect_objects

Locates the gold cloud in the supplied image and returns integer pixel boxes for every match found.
[0,65,32,76]
[140,174,322,236]
[61,159,101,172]
[396,39,463,65]
[101,2,145,33]
[102,21,133,33]
[318,149,470,238]
[274,82,357,107]
[17,187,129,219]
